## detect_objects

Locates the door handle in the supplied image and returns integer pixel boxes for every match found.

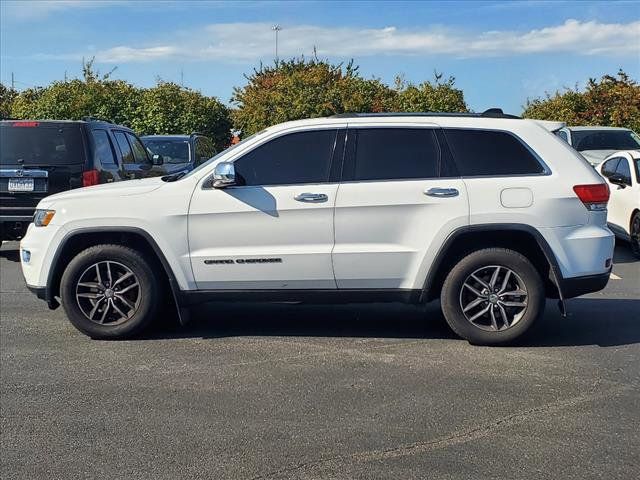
[424,187,459,198]
[294,193,328,203]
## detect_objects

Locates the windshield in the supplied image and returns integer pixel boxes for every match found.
[572,130,640,152]
[0,123,86,166]
[143,139,190,164]
[180,131,262,180]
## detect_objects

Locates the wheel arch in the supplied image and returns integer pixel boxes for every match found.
[420,224,564,302]
[46,227,184,321]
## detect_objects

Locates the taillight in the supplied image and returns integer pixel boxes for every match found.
[573,184,609,211]
[82,169,100,187]
[12,121,39,127]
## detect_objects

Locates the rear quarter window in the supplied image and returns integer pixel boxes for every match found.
[443,129,544,176]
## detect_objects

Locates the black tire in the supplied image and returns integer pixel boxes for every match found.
[440,248,545,346]
[630,212,640,259]
[60,244,159,339]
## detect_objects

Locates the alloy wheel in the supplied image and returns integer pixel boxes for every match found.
[75,261,141,326]
[459,265,528,332]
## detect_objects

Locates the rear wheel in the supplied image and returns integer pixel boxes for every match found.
[630,212,640,259]
[440,248,545,345]
[60,244,159,339]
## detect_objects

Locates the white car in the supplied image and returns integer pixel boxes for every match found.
[20,110,614,345]
[555,126,640,166]
[597,150,640,257]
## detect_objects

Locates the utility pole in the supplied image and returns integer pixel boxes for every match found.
[180,68,184,87]
[11,72,14,90]
[272,25,282,63]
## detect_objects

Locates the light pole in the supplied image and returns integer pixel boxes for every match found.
[272,24,282,63]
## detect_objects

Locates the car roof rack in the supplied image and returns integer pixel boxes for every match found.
[82,115,114,124]
[330,108,520,120]
[190,132,206,137]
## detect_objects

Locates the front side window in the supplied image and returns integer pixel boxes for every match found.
[92,130,116,165]
[444,129,544,176]
[113,131,134,164]
[349,128,439,181]
[234,129,338,186]
[601,157,621,177]
[614,158,632,185]
[126,133,150,164]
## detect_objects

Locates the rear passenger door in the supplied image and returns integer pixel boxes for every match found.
[113,131,154,179]
[333,125,469,290]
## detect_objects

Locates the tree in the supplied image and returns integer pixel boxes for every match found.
[523,70,640,132]
[394,73,468,113]
[0,83,18,119]
[231,57,469,135]
[8,59,232,149]
[132,81,232,150]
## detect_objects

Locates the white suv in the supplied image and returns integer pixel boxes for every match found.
[20,111,615,345]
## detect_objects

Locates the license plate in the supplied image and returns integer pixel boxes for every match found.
[8,178,34,192]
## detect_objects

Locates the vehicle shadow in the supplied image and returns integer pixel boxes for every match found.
[0,246,20,263]
[145,298,640,348]
[613,240,638,265]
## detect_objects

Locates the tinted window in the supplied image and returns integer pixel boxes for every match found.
[195,137,216,164]
[113,131,134,164]
[601,157,620,177]
[444,129,544,176]
[0,123,85,166]
[351,128,439,181]
[234,130,337,186]
[556,130,569,143]
[92,130,116,165]
[572,130,640,152]
[143,139,190,164]
[615,158,632,184]
[126,133,149,164]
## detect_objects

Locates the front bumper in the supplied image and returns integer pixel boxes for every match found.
[26,284,59,309]
[559,271,611,299]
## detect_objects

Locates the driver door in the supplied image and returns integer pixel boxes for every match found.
[188,126,345,290]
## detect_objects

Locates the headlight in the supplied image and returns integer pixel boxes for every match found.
[33,209,56,227]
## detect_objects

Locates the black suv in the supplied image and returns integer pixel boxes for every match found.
[0,118,161,241]
[141,133,217,175]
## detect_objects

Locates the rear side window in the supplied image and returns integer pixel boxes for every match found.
[349,128,439,181]
[615,158,632,185]
[113,131,134,164]
[0,123,85,166]
[92,130,116,166]
[234,129,338,186]
[444,129,544,176]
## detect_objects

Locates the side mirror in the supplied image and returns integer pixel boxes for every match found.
[212,161,236,188]
[609,174,628,188]
[151,154,164,166]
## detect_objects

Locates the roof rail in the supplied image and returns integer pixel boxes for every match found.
[330,108,520,120]
[190,132,207,137]
[82,115,114,124]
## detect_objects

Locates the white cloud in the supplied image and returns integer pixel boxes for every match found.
[36,19,640,63]
[1,0,117,20]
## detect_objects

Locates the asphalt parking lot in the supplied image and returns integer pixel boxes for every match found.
[1,241,639,479]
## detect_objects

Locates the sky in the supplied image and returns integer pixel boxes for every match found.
[1,0,639,114]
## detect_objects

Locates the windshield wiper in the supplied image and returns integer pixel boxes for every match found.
[161,171,187,182]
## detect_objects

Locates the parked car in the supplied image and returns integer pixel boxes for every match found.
[20,109,614,345]
[597,150,640,257]
[141,133,216,175]
[0,118,162,241]
[555,126,640,166]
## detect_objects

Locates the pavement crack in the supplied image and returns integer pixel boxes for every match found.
[250,384,634,479]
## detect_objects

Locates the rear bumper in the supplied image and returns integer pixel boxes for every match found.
[559,271,610,299]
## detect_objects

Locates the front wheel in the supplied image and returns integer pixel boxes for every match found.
[630,212,640,259]
[440,248,545,346]
[60,244,159,339]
